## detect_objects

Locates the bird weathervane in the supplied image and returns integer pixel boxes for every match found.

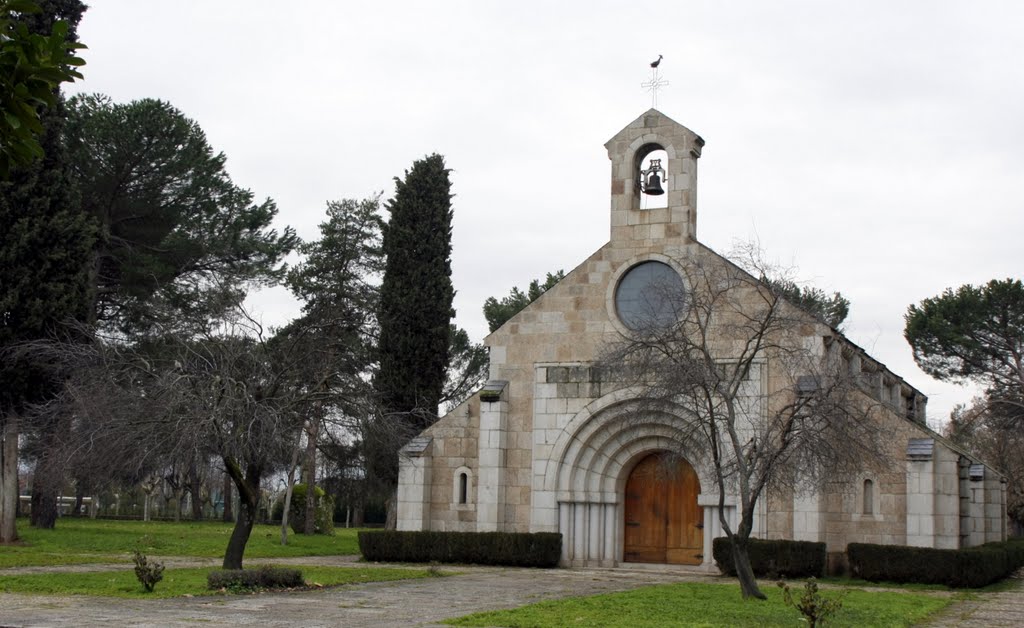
[641,55,668,108]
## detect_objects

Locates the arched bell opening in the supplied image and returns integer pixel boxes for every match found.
[622,450,703,565]
[634,143,668,210]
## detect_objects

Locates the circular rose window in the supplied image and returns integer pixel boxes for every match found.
[614,261,685,331]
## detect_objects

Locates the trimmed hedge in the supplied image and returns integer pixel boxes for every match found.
[848,540,1024,588]
[713,537,826,578]
[358,530,561,567]
[207,566,304,591]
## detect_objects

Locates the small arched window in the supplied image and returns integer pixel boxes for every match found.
[452,466,474,508]
[863,479,874,515]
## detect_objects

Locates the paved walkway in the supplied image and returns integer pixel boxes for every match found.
[916,571,1024,627]
[0,559,1021,627]
[0,560,714,627]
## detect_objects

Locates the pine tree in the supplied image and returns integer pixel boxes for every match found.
[64,94,297,335]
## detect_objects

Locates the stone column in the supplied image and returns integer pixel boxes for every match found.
[933,447,960,549]
[967,464,986,547]
[698,494,737,569]
[905,438,935,547]
[477,382,509,531]
[396,437,432,531]
[985,475,1008,543]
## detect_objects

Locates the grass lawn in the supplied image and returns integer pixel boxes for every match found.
[0,565,432,599]
[444,581,951,628]
[1,518,362,568]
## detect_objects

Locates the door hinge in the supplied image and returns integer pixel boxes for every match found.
[695,523,704,529]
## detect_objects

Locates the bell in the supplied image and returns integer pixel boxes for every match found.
[644,171,664,196]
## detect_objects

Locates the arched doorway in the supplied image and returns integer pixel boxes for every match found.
[623,452,703,565]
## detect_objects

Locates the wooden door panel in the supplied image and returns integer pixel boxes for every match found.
[623,455,666,562]
[623,453,702,565]
[665,462,703,565]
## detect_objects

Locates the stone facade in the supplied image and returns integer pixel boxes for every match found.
[396,109,1008,568]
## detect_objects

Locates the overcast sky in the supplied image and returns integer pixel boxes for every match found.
[68,1,1024,428]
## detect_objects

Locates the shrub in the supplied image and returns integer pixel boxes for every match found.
[132,550,164,592]
[712,537,826,578]
[848,540,1024,588]
[358,531,561,567]
[778,578,844,627]
[207,565,304,591]
[276,484,335,535]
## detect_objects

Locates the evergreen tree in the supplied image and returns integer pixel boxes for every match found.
[371,155,454,508]
[375,154,454,428]
[65,94,297,335]
[905,278,1024,397]
[285,197,384,533]
[0,0,85,175]
[0,0,90,538]
[483,270,565,332]
[287,197,383,371]
[764,277,850,330]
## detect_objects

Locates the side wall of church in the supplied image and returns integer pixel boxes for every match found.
[764,399,1008,554]
[421,396,481,532]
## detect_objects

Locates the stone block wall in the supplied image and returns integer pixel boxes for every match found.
[416,395,482,532]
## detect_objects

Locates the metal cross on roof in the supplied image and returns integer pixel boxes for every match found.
[641,56,669,108]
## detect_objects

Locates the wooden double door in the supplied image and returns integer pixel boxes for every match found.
[623,453,703,565]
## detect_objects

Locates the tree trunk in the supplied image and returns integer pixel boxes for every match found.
[0,414,19,543]
[173,487,183,522]
[281,431,302,545]
[731,538,766,600]
[385,488,397,530]
[30,487,58,529]
[221,458,262,570]
[189,463,204,521]
[222,473,234,523]
[223,498,258,570]
[30,455,59,529]
[303,419,318,535]
[73,483,85,516]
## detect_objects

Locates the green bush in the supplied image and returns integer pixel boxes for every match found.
[848,540,1024,588]
[778,578,845,627]
[276,484,335,535]
[713,537,826,578]
[206,565,304,591]
[358,530,561,567]
[131,550,164,592]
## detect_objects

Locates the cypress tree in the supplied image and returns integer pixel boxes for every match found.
[375,153,454,432]
[0,0,91,537]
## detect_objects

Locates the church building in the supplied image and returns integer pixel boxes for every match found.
[396,110,1008,569]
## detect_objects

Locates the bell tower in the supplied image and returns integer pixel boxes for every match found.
[604,109,704,243]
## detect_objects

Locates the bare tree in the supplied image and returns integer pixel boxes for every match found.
[599,246,887,599]
[142,325,305,569]
[22,315,310,569]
